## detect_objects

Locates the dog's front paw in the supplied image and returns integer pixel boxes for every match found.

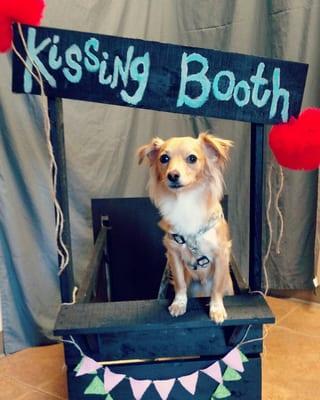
[168,295,187,317]
[209,302,227,324]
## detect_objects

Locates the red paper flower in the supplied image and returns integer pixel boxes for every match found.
[0,0,45,53]
[269,108,320,171]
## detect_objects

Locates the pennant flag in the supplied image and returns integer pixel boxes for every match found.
[201,361,223,384]
[84,376,107,395]
[223,366,242,381]
[76,356,102,376]
[239,350,249,363]
[129,378,152,400]
[104,367,126,393]
[178,371,199,395]
[105,394,114,400]
[153,378,175,400]
[211,383,231,399]
[74,358,84,373]
[222,348,244,372]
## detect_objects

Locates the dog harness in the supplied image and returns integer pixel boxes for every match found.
[170,211,224,270]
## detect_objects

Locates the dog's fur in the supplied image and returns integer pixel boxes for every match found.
[138,133,234,323]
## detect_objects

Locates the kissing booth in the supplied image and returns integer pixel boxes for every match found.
[12,24,308,400]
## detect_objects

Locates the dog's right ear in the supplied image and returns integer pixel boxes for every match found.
[137,137,164,165]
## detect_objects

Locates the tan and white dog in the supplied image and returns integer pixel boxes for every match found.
[138,133,234,323]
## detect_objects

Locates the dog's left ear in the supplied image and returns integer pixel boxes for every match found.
[199,133,233,169]
[137,137,164,165]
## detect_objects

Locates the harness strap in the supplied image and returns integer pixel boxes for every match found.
[169,211,223,270]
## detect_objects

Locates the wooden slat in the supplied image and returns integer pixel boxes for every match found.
[54,294,274,335]
[76,226,107,303]
[47,97,75,302]
[230,254,248,294]
[249,123,264,291]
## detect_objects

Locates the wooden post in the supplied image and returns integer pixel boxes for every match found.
[47,97,75,302]
[249,123,264,291]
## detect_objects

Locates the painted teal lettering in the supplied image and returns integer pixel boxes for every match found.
[84,38,100,72]
[250,62,271,107]
[212,71,235,101]
[111,46,134,89]
[48,35,62,70]
[233,80,251,107]
[99,52,112,85]
[176,52,210,108]
[120,52,150,105]
[63,44,83,83]
[269,68,289,122]
[24,27,56,93]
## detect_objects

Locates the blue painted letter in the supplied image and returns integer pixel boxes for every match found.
[233,80,251,107]
[212,70,235,101]
[270,68,289,122]
[63,44,83,83]
[250,62,271,108]
[120,52,150,105]
[84,38,100,72]
[24,27,56,92]
[177,52,210,108]
[48,35,62,70]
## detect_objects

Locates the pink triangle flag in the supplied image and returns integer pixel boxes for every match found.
[76,356,102,376]
[178,371,199,395]
[153,378,176,400]
[222,348,244,372]
[129,377,152,400]
[104,367,126,393]
[200,361,223,384]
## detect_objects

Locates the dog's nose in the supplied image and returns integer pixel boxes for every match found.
[167,171,180,183]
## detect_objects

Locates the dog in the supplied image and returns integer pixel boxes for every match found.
[138,132,234,323]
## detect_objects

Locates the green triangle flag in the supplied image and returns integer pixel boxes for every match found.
[105,394,114,400]
[239,350,249,363]
[74,357,84,372]
[223,366,242,381]
[212,383,231,399]
[84,376,107,395]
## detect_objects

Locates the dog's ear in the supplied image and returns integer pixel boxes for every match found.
[137,137,164,165]
[199,133,233,169]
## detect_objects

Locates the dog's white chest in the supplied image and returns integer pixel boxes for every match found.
[159,190,207,235]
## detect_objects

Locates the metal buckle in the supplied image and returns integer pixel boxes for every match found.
[172,234,186,245]
[197,256,210,268]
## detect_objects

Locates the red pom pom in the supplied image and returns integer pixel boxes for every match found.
[0,16,12,53]
[0,0,45,53]
[269,108,320,171]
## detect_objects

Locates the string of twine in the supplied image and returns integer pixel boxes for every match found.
[12,24,70,275]
[242,158,285,347]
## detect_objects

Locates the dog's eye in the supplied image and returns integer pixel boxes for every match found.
[160,154,170,164]
[187,154,197,164]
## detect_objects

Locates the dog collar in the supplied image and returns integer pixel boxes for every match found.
[170,211,224,270]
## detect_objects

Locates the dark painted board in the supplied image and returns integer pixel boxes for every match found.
[66,355,261,399]
[12,25,307,124]
[47,97,74,302]
[62,325,263,364]
[54,294,274,336]
[249,124,264,291]
[91,197,166,301]
[91,197,228,301]
[76,226,107,303]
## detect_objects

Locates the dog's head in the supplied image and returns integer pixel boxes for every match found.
[138,133,233,194]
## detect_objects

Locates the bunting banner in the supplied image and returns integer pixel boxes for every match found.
[70,339,249,400]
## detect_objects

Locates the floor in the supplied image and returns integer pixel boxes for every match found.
[0,296,319,400]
